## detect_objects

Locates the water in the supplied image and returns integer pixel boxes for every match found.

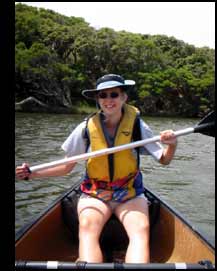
[15,112,215,245]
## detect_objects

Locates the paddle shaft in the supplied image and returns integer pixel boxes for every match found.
[15,260,214,269]
[29,121,214,173]
[29,126,197,173]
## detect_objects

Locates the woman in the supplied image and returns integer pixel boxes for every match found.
[16,74,177,263]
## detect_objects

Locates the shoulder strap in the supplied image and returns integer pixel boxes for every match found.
[132,115,141,142]
[82,112,97,152]
[132,115,141,167]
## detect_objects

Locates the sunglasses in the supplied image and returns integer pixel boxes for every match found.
[98,92,120,99]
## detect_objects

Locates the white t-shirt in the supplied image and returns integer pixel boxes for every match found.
[61,118,164,162]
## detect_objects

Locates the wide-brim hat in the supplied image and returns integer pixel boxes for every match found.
[82,74,135,99]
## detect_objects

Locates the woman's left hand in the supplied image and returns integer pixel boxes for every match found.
[160,130,177,146]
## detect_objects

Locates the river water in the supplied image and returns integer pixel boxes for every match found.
[15,112,215,245]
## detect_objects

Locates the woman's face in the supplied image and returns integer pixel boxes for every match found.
[97,87,127,118]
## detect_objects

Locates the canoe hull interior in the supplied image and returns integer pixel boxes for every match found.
[15,186,215,264]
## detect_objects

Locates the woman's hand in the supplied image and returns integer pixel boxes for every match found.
[160,130,177,146]
[16,163,32,180]
[159,130,177,165]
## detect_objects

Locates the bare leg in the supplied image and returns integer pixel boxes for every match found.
[77,195,112,262]
[114,197,150,263]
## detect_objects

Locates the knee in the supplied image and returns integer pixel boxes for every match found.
[79,216,101,234]
[131,221,150,238]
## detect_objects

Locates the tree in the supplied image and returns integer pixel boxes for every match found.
[15,3,215,116]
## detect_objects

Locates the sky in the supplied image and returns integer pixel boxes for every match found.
[18,2,215,49]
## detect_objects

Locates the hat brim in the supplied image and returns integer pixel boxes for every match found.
[82,80,135,99]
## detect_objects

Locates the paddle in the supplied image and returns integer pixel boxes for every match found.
[15,260,215,269]
[29,111,215,173]
[195,110,215,137]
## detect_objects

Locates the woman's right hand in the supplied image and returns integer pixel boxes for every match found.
[16,163,32,180]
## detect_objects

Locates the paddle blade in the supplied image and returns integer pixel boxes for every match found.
[194,111,215,137]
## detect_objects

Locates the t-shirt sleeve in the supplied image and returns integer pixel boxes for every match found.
[61,121,87,157]
[139,119,164,161]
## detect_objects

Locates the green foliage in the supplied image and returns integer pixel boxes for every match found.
[15,3,215,117]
